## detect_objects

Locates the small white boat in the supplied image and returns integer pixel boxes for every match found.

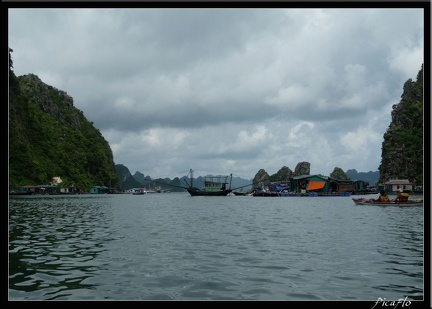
[132,188,146,195]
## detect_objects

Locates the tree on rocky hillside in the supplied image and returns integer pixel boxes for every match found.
[378,64,423,186]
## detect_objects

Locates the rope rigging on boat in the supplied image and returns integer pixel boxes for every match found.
[136,169,253,193]
[230,183,254,191]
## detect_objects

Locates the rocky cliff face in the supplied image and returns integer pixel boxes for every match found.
[9,69,121,190]
[253,169,270,188]
[115,164,144,190]
[294,161,310,176]
[252,162,311,187]
[378,64,423,185]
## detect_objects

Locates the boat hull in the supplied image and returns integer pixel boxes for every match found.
[253,192,281,197]
[186,188,232,196]
[352,198,423,207]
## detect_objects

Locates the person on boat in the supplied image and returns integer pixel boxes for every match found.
[375,190,390,202]
[394,189,410,202]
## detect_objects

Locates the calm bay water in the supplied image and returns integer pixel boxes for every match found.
[8,193,424,301]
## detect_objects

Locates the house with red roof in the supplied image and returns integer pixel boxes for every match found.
[384,179,413,193]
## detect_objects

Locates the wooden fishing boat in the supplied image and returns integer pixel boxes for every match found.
[352,197,423,207]
[185,169,233,196]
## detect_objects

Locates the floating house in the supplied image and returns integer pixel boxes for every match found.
[89,185,109,194]
[384,179,413,193]
[289,174,359,196]
[290,175,330,193]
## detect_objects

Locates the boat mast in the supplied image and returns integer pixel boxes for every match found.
[190,168,193,188]
[229,173,232,189]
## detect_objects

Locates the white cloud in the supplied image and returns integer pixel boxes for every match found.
[8,7,424,179]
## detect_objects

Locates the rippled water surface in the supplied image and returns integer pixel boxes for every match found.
[9,193,424,301]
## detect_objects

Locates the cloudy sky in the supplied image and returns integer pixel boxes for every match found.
[8,6,424,180]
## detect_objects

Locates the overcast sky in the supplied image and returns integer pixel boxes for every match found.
[8,7,424,180]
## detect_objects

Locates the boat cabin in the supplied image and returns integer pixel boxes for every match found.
[203,176,230,192]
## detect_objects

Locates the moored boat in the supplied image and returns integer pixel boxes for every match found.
[253,191,281,197]
[352,197,423,207]
[131,188,146,195]
[185,169,233,196]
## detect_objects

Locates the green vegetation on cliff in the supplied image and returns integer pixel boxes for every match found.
[378,64,424,186]
[9,48,121,191]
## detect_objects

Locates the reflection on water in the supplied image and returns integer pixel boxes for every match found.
[9,196,114,300]
[9,194,424,301]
